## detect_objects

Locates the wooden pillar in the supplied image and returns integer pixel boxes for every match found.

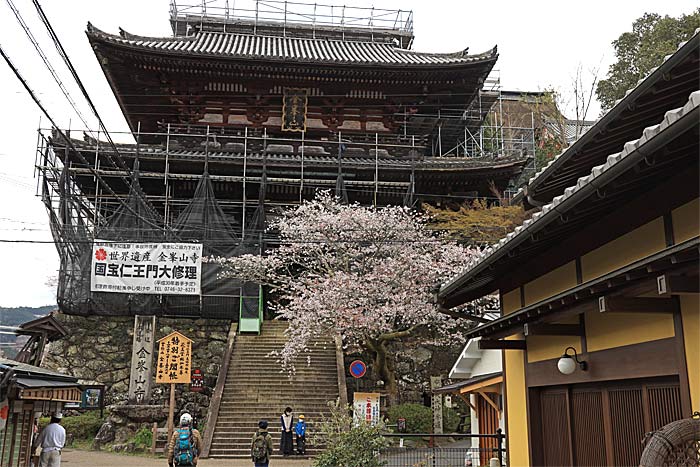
[167,383,176,443]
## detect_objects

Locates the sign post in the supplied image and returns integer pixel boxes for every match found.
[430,376,443,435]
[156,331,193,441]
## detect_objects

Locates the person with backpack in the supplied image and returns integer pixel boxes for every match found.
[279,407,294,456]
[294,414,307,455]
[251,420,273,467]
[167,413,203,467]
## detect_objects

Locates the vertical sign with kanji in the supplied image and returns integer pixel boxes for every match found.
[128,315,155,404]
[281,88,308,132]
[156,331,193,384]
[431,376,443,434]
[157,331,193,441]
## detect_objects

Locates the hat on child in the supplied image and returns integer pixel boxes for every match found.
[298,414,305,419]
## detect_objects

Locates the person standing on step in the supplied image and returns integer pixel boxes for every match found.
[167,413,203,467]
[279,407,294,456]
[294,414,307,455]
[251,420,273,467]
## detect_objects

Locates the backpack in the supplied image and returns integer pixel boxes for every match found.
[251,433,268,462]
[174,427,196,466]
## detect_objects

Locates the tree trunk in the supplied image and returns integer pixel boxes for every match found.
[367,339,399,406]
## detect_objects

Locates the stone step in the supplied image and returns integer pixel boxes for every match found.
[209,321,340,459]
[215,413,329,421]
[209,450,320,458]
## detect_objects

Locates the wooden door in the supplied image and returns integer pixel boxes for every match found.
[535,378,683,466]
[570,388,607,466]
[539,388,571,466]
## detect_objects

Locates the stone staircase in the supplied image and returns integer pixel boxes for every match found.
[208,320,340,458]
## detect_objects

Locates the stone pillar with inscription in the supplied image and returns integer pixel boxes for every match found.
[430,375,444,434]
[128,315,156,404]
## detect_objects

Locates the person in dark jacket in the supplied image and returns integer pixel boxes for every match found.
[294,414,307,455]
[279,407,294,456]
[251,420,273,467]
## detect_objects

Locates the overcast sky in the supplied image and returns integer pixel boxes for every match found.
[0,0,696,308]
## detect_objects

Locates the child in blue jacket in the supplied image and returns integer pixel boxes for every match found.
[294,414,307,455]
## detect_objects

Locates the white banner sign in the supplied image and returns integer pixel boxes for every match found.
[91,241,203,295]
[353,392,381,426]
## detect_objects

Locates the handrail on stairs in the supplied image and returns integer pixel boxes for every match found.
[201,322,238,458]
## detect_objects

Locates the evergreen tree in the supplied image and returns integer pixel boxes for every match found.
[596,10,699,110]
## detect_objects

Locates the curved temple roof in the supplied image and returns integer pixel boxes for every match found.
[86,23,497,68]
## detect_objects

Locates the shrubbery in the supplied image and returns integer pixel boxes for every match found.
[133,426,153,450]
[312,401,388,467]
[39,412,105,446]
[386,403,432,433]
[386,402,465,433]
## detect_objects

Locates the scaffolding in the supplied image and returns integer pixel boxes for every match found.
[170,0,414,46]
[435,71,537,169]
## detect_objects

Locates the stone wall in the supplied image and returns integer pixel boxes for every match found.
[44,313,230,427]
[342,342,463,404]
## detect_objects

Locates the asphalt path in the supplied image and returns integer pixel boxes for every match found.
[60,449,313,467]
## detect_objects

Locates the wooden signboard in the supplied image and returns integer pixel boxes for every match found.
[156,331,193,384]
[156,331,193,441]
[281,88,308,132]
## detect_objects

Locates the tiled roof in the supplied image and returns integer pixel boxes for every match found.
[440,90,700,297]
[63,136,526,171]
[86,23,497,67]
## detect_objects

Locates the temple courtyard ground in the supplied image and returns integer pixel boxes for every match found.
[60,449,313,466]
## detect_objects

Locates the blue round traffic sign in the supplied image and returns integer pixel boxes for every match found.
[349,360,367,378]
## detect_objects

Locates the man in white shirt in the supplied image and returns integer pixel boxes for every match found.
[37,412,65,467]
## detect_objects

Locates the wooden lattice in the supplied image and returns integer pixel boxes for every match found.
[640,415,700,467]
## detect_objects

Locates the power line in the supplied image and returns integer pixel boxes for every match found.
[30,0,164,225]
[4,0,92,131]
[0,40,166,234]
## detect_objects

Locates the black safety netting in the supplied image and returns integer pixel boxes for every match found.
[50,153,259,319]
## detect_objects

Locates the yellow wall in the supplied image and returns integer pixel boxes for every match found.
[581,217,666,282]
[680,295,700,412]
[527,315,582,363]
[523,261,577,306]
[672,198,700,243]
[585,310,675,352]
[504,335,530,466]
[502,288,521,314]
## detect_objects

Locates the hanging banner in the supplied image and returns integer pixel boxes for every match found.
[281,88,308,132]
[90,241,202,295]
[128,316,156,404]
[156,331,193,384]
[353,392,381,426]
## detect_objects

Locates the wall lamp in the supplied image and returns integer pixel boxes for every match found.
[557,347,588,375]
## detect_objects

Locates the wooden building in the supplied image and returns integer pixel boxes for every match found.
[437,332,504,466]
[0,359,82,467]
[437,31,699,466]
[39,2,527,319]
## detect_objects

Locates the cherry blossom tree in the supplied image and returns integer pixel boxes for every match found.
[218,192,493,403]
